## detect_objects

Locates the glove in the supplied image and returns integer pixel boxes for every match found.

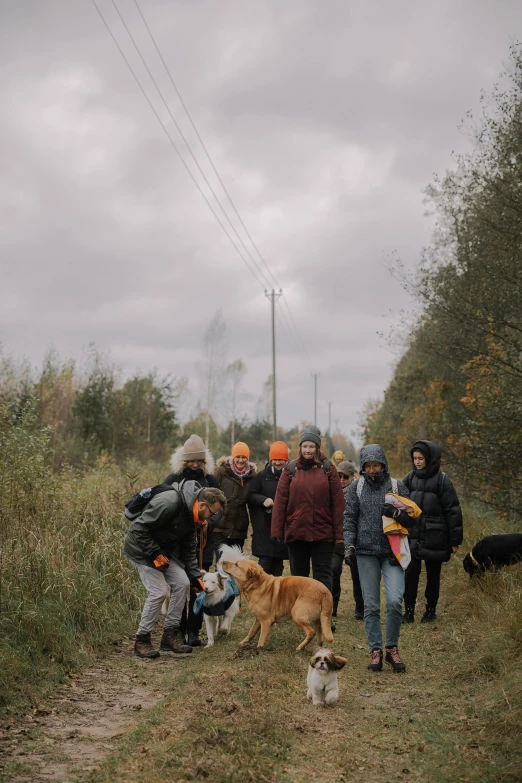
[344,546,356,567]
[190,576,205,593]
[153,554,169,569]
[381,503,398,518]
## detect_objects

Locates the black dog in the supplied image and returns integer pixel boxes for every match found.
[463,534,522,576]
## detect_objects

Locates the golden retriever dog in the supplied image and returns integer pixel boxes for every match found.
[220,547,334,651]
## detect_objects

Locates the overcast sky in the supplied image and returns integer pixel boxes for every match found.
[1,0,521,443]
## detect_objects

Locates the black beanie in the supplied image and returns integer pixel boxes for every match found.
[299,425,321,448]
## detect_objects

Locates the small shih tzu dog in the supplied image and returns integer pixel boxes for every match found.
[307,648,348,707]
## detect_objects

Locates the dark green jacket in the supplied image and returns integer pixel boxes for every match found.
[123,480,201,578]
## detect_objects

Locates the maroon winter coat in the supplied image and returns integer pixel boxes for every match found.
[271,455,345,544]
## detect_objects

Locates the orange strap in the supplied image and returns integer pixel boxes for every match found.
[193,499,208,569]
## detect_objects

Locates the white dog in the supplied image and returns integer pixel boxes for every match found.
[198,569,240,647]
[307,648,348,707]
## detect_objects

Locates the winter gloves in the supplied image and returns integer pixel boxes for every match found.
[344,546,356,567]
[153,554,169,569]
[381,504,410,526]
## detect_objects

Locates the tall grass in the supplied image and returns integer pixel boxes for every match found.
[0,403,165,716]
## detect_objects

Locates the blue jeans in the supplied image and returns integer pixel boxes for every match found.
[356,555,405,651]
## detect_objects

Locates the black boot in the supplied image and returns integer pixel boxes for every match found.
[421,606,437,623]
[160,626,192,654]
[402,606,415,624]
[187,631,202,647]
[134,633,160,659]
[354,602,364,620]
[385,647,406,673]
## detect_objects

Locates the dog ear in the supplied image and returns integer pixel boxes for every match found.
[329,653,348,670]
[246,567,260,582]
[309,653,318,668]
[217,573,228,588]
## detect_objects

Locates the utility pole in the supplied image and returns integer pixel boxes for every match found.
[265,289,282,441]
[311,373,320,426]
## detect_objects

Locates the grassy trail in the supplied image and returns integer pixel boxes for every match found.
[3,557,518,783]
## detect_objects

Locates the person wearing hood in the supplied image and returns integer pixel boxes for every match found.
[331,461,363,620]
[343,444,411,673]
[402,440,463,624]
[213,441,257,553]
[271,426,345,593]
[248,441,290,576]
[163,434,220,647]
[331,450,345,468]
[124,481,226,659]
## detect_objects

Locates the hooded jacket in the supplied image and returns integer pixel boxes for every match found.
[164,446,220,565]
[343,444,410,559]
[213,457,257,539]
[271,452,345,544]
[248,463,289,559]
[402,440,463,562]
[123,480,202,577]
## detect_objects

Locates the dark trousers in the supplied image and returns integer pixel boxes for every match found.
[213,532,246,557]
[180,560,212,637]
[404,558,443,609]
[258,556,284,576]
[287,541,334,593]
[331,552,364,615]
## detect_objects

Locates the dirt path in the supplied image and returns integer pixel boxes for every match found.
[0,566,506,783]
[0,637,180,782]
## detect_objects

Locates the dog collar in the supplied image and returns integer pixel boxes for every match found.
[469,550,480,568]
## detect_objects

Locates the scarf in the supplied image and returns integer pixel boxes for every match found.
[382,493,422,570]
[228,458,251,485]
[192,499,208,569]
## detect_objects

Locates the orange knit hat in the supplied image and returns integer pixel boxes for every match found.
[269,441,289,461]
[232,441,250,459]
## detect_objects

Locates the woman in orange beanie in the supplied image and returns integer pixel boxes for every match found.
[249,442,290,575]
[213,442,257,554]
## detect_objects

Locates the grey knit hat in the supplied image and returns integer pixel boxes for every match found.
[299,425,322,448]
[182,434,206,461]
[337,460,356,476]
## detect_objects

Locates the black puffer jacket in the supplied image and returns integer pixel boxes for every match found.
[248,463,288,559]
[403,440,463,563]
[213,458,257,539]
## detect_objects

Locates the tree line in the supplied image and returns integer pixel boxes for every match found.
[360,46,522,519]
[0,344,356,469]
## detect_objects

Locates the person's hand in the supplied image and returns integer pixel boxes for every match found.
[452,545,459,554]
[190,576,205,593]
[335,539,344,544]
[344,546,356,567]
[153,554,169,569]
[263,498,274,508]
[381,503,397,518]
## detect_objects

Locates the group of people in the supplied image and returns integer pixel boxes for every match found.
[124,427,462,672]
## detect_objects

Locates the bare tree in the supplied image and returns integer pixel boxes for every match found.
[226,359,247,449]
[200,310,228,446]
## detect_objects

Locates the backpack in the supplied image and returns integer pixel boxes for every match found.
[288,457,332,483]
[124,480,184,521]
[356,476,398,499]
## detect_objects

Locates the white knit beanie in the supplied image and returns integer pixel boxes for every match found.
[182,434,206,461]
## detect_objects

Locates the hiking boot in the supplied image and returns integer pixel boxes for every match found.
[331,622,336,633]
[354,603,364,621]
[160,626,192,654]
[385,647,406,673]
[421,606,437,623]
[187,631,202,647]
[368,649,383,671]
[134,633,160,659]
[402,606,415,624]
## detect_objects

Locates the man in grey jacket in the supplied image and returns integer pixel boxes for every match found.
[344,444,412,673]
[124,481,225,658]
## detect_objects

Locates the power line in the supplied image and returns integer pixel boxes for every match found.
[90,0,267,290]
[107,0,274,291]
[131,0,282,293]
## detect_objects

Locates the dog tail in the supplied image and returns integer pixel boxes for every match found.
[216,544,249,572]
[320,592,334,645]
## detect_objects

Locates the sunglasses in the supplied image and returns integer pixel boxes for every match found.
[338,473,353,480]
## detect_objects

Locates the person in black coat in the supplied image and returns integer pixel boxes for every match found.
[248,441,290,575]
[163,434,220,647]
[402,440,463,623]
